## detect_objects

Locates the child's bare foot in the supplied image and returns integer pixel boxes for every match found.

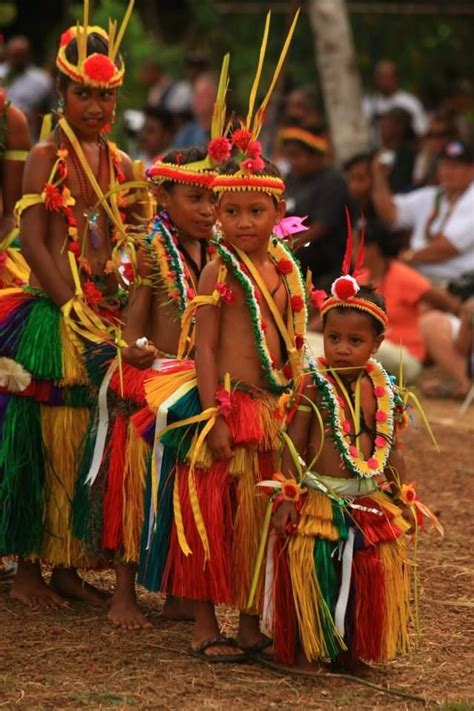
[236,612,274,659]
[162,595,195,621]
[191,601,247,662]
[108,592,153,630]
[50,567,109,604]
[10,559,68,609]
[107,562,152,630]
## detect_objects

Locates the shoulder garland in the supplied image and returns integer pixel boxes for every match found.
[309,355,396,478]
[215,234,307,394]
[146,213,197,317]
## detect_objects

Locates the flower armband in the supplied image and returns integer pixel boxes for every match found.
[134,275,154,288]
[397,483,417,506]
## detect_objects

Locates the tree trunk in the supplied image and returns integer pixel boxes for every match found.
[307,0,369,162]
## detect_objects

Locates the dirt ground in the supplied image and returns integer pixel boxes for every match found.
[0,397,473,711]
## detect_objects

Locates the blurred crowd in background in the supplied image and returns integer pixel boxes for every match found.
[0,29,473,400]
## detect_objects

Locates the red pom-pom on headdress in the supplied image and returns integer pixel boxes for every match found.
[232,128,253,151]
[208,136,232,163]
[331,275,359,300]
[83,54,116,84]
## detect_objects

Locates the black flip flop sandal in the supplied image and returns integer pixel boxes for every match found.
[189,636,248,664]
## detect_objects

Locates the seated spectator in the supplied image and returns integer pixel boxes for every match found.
[137,105,175,169]
[413,114,457,186]
[0,36,53,139]
[419,295,474,398]
[363,59,428,144]
[172,72,217,149]
[279,125,350,289]
[344,151,376,218]
[306,219,461,383]
[379,107,417,193]
[441,79,473,144]
[372,139,474,284]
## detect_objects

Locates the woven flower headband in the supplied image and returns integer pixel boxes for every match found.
[56,0,134,89]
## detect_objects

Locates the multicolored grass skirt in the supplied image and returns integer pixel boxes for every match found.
[267,474,415,665]
[142,376,283,612]
[0,287,113,566]
[73,362,159,564]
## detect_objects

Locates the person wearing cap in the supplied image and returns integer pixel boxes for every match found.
[372,139,474,284]
[279,124,351,290]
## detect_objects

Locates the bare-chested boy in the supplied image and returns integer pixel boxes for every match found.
[0,3,143,608]
[73,146,216,629]
[143,149,307,661]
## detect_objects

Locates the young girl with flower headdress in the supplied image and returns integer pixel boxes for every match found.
[266,255,442,670]
[72,145,217,629]
[0,1,146,609]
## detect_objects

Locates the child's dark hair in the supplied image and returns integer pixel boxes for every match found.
[58,33,122,92]
[218,156,283,204]
[219,155,282,179]
[364,217,403,259]
[160,147,208,192]
[322,284,387,336]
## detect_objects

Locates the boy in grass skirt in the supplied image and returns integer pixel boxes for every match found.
[73,145,217,629]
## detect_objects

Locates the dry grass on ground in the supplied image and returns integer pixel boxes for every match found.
[0,398,473,710]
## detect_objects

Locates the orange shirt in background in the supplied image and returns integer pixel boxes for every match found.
[360,260,431,361]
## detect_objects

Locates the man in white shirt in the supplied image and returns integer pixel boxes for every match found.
[363,60,427,142]
[372,140,474,398]
[372,140,474,284]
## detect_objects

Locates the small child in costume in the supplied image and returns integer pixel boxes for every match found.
[73,144,217,629]
[267,241,441,669]
[152,150,307,662]
[0,0,145,608]
[138,12,303,661]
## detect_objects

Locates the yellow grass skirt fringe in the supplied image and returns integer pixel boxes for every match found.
[40,405,95,568]
[122,424,149,563]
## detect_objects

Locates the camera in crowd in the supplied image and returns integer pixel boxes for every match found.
[447,271,474,302]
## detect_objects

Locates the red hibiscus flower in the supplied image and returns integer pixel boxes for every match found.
[83,281,103,306]
[261,319,268,333]
[295,335,304,350]
[290,294,305,312]
[208,244,217,255]
[187,287,196,300]
[83,54,116,84]
[373,386,386,398]
[375,410,388,423]
[276,258,293,275]
[44,183,64,212]
[232,128,253,151]
[208,137,232,163]
[367,457,379,470]
[342,420,351,434]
